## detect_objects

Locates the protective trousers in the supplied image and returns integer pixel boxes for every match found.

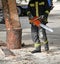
[31,24,49,52]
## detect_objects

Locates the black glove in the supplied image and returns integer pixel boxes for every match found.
[41,21,48,25]
[27,13,34,24]
[40,15,48,25]
[28,13,33,20]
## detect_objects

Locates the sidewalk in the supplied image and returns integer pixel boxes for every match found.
[0,2,60,64]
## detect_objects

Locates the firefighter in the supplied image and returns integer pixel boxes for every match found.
[27,0,52,53]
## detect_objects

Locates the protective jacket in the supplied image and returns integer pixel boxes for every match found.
[27,0,51,22]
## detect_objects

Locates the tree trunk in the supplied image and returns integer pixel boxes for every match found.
[2,0,22,49]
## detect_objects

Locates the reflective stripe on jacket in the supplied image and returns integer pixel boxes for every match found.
[27,0,51,22]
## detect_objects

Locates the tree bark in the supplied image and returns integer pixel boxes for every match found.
[2,0,22,49]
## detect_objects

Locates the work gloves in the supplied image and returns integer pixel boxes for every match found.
[28,12,33,20]
[28,12,48,25]
[39,15,48,25]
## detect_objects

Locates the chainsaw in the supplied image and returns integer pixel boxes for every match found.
[30,16,53,32]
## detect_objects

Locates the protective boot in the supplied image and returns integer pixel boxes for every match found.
[42,28,49,52]
[31,43,41,53]
[45,41,49,51]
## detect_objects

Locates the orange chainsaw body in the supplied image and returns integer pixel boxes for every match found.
[30,16,41,27]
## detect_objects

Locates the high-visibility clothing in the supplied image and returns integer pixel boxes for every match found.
[27,0,49,52]
[34,40,48,47]
[27,0,50,21]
